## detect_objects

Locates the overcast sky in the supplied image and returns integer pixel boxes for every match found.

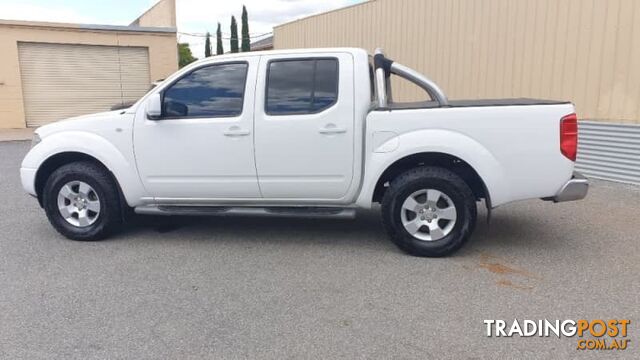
[0,0,364,58]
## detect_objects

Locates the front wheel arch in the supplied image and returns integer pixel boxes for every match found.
[35,153,129,219]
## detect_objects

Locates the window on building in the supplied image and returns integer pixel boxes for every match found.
[163,62,248,118]
[265,58,339,115]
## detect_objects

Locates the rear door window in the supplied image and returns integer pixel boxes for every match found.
[265,58,339,115]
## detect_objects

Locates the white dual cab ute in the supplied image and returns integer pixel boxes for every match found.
[21,48,588,257]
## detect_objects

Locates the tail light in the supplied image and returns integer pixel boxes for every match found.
[560,113,578,161]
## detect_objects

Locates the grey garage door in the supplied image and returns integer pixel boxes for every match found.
[18,42,150,127]
[575,121,640,185]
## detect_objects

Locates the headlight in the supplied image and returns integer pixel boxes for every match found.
[31,133,41,148]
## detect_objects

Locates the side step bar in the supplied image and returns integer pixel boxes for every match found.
[134,205,357,219]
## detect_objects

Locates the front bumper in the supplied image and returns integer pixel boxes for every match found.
[20,167,37,197]
[552,171,589,202]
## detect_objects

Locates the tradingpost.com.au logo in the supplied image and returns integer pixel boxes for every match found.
[484,319,631,351]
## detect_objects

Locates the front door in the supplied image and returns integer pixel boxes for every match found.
[253,53,355,200]
[134,58,260,200]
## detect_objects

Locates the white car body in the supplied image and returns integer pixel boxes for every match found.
[21,48,588,252]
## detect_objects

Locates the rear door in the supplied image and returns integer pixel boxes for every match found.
[254,52,355,200]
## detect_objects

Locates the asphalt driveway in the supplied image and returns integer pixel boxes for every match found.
[1,141,638,359]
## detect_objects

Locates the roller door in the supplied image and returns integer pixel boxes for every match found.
[18,42,150,127]
[576,121,640,185]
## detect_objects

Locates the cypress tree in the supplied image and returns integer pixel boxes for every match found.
[204,32,212,57]
[216,22,224,55]
[241,5,250,52]
[230,16,239,53]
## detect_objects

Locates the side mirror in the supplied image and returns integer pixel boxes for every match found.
[146,93,162,120]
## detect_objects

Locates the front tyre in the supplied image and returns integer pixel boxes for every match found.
[42,161,123,241]
[381,167,477,257]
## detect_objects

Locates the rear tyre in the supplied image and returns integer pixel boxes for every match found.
[381,167,477,257]
[42,161,123,241]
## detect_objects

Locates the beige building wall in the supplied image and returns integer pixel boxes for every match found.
[130,0,177,28]
[274,0,640,124]
[0,20,177,128]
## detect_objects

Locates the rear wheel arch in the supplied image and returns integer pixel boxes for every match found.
[372,152,491,207]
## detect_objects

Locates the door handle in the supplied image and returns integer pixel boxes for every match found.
[223,126,251,137]
[319,124,347,135]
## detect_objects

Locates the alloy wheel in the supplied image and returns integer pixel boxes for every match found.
[400,189,457,241]
[57,181,101,227]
